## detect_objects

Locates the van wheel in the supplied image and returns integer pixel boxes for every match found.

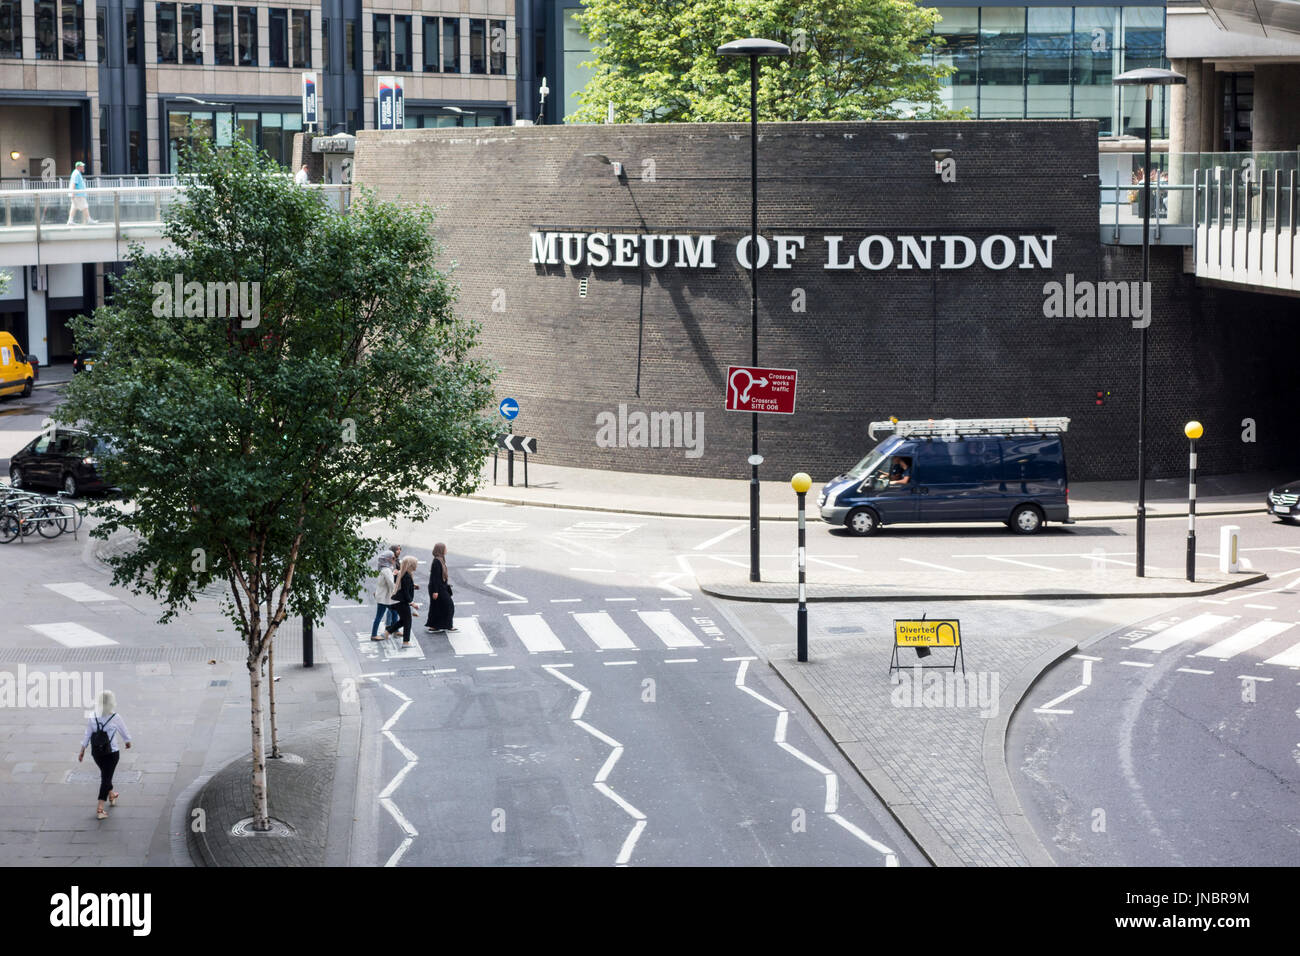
[846,507,879,536]
[62,473,79,498]
[1009,504,1044,534]
[21,378,32,397]
[9,466,23,489]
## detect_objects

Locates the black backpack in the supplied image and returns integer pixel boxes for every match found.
[90,714,115,758]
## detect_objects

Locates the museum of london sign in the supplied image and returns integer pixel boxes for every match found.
[529,231,1057,271]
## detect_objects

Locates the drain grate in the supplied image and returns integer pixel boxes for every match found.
[827,626,865,634]
[0,645,248,664]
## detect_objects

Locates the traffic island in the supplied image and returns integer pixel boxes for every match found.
[698,567,1268,602]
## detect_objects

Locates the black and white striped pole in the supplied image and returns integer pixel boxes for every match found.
[792,472,811,662]
[1185,420,1203,582]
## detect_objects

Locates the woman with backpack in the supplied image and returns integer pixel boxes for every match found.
[78,690,131,820]
[370,547,400,640]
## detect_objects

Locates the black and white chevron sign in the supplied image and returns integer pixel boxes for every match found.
[496,434,538,454]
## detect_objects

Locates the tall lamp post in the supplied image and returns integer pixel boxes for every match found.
[718,37,790,584]
[1112,67,1185,578]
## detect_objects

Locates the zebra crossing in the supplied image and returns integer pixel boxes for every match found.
[1124,612,1300,672]
[357,606,712,660]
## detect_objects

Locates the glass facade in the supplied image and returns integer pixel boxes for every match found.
[0,1,20,58]
[169,108,301,171]
[562,8,593,120]
[930,4,1168,136]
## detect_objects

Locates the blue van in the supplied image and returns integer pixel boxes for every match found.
[818,418,1071,535]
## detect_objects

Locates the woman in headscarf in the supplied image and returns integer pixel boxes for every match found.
[384,555,421,646]
[424,542,456,632]
[78,689,131,820]
[369,548,399,640]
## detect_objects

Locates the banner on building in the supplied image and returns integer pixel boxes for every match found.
[301,72,318,126]
[378,76,404,131]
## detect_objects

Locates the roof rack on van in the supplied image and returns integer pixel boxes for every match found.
[868,417,1071,439]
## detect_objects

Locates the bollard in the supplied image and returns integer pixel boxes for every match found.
[302,614,314,668]
[1185,421,1202,582]
[791,473,811,662]
[1219,525,1240,573]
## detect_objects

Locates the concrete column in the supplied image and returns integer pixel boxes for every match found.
[1252,64,1300,151]
[25,272,48,366]
[1168,58,1196,223]
[1199,62,1217,152]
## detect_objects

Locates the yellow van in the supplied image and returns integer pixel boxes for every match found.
[0,331,35,398]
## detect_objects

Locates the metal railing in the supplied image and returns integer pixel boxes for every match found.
[1193,164,1298,292]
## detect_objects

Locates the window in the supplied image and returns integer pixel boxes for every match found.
[125,7,138,64]
[321,16,329,71]
[96,4,104,62]
[0,1,21,59]
[469,18,485,73]
[373,14,390,71]
[181,4,201,64]
[128,106,144,173]
[237,6,257,66]
[490,19,506,75]
[268,7,287,67]
[393,14,410,71]
[62,0,84,60]
[157,3,178,63]
[36,0,58,59]
[441,18,459,72]
[561,9,593,119]
[214,6,234,65]
[422,16,437,72]
[291,8,310,68]
[345,17,358,71]
[979,8,1025,118]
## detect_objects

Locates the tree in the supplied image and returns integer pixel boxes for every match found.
[570,0,959,123]
[59,137,498,830]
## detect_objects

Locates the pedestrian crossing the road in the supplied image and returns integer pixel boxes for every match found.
[1127,613,1300,671]
[356,607,716,659]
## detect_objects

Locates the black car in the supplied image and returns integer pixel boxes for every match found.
[8,428,111,497]
[72,350,97,374]
[1266,480,1300,523]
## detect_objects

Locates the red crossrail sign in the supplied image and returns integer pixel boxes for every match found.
[725,366,798,415]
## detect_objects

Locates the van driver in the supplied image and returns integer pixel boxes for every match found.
[881,456,911,486]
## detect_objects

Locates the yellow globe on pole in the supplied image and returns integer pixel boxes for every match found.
[791,472,812,494]
[1184,421,1202,581]
[1185,420,1203,440]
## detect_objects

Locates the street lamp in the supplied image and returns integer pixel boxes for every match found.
[1112,66,1185,579]
[718,36,790,584]
[538,76,550,124]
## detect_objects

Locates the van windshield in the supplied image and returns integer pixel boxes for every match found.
[846,438,901,480]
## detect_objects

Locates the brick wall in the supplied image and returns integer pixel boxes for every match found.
[352,121,1299,482]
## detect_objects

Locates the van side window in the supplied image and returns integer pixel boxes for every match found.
[916,440,1000,482]
[0,345,9,365]
[1003,439,1062,481]
[33,434,52,454]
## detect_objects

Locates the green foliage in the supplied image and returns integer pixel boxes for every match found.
[571,0,962,122]
[59,136,498,645]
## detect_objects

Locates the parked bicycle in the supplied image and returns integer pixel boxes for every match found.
[0,487,84,543]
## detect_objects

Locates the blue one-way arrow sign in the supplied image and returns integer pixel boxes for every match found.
[499,398,519,420]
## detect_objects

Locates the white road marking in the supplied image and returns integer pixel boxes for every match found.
[45,582,119,602]
[378,682,418,867]
[733,660,896,866]
[447,617,494,656]
[1238,675,1273,681]
[664,658,697,664]
[476,665,515,672]
[659,597,691,601]
[384,639,425,661]
[1034,659,1094,713]
[898,558,966,574]
[693,524,746,551]
[507,614,567,653]
[423,668,457,674]
[1221,572,1300,603]
[1131,613,1232,652]
[544,666,646,867]
[650,569,694,598]
[605,597,636,602]
[603,660,637,666]
[1196,621,1295,660]
[1120,661,1154,668]
[478,565,527,604]
[1262,641,1300,668]
[723,656,758,662]
[574,612,637,650]
[807,556,861,574]
[1243,604,1277,610]
[28,622,116,647]
[1073,654,1103,661]
[551,598,582,603]
[328,603,366,609]
[1177,668,1214,675]
[570,567,616,574]
[637,610,704,648]
[983,556,1064,573]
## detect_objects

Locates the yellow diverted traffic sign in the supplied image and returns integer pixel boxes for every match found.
[890,618,965,675]
[894,619,961,647]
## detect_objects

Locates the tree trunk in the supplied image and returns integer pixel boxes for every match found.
[268,630,280,759]
[248,646,270,830]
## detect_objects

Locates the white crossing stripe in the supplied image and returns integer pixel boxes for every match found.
[507,614,566,653]
[384,638,425,661]
[1195,621,1294,660]
[636,610,704,649]
[1130,613,1232,652]
[1262,641,1300,669]
[45,583,119,602]
[574,612,638,651]
[447,617,494,656]
[28,622,117,647]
